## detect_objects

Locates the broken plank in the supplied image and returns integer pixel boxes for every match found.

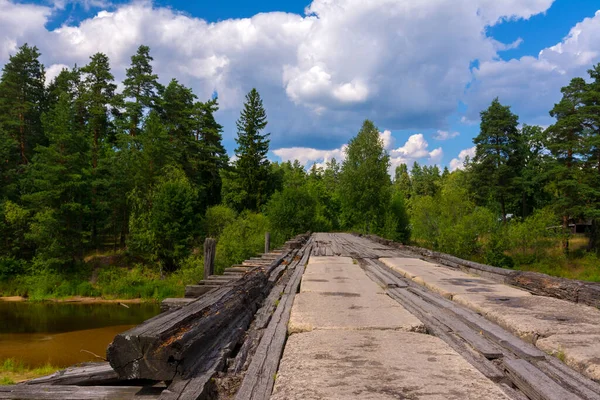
[503,359,582,400]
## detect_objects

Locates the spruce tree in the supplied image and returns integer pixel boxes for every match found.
[233,88,270,211]
[339,120,391,233]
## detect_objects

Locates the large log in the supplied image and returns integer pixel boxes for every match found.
[107,264,278,381]
[25,363,119,386]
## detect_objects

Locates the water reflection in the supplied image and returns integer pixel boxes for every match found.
[0,302,160,367]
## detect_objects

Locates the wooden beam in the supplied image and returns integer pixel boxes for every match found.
[203,238,216,279]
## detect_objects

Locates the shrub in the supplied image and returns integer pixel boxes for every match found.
[265,186,317,239]
[215,212,270,273]
[204,205,237,239]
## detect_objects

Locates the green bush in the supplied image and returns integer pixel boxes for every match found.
[204,205,237,238]
[215,212,270,273]
[507,208,560,264]
[0,257,26,281]
[265,186,316,239]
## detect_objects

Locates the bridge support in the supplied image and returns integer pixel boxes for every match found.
[204,238,216,279]
[265,232,270,254]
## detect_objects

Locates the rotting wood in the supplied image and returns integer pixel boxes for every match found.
[203,238,216,280]
[184,284,219,298]
[0,384,163,400]
[107,265,280,381]
[503,359,582,400]
[25,363,119,386]
[234,243,312,400]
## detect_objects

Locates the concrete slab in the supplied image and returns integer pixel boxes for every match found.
[301,257,385,294]
[381,257,531,300]
[288,291,424,333]
[463,296,600,343]
[537,334,600,381]
[271,330,511,400]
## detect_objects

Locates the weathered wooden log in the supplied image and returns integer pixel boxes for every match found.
[503,359,581,400]
[24,363,119,386]
[506,271,583,303]
[107,266,276,381]
[161,298,195,311]
[203,238,216,279]
[578,283,600,309]
[0,384,163,399]
[184,284,219,298]
[264,232,270,254]
[234,245,312,400]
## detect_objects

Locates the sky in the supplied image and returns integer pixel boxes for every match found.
[2,0,600,173]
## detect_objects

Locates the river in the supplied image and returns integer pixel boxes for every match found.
[0,301,160,368]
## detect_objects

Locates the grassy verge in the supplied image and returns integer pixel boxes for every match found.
[0,253,204,302]
[0,359,59,385]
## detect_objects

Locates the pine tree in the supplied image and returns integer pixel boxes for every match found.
[339,120,391,233]
[23,92,90,269]
[233,88,270,211]
[471,98,522,222]
[81,53,117,247]
[0,44,46,199]
[122,45,162,136]
[394,163,412,199]
[545,78,588,251]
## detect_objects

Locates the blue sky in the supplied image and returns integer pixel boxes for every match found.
[4,0,600,171]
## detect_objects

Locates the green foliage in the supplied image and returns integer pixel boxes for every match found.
[129,167,199,271]
[266,185,317,239]
[204,205,237,238]
[215,212,270,273]
[339,120,391,233]
[507,208,560,264]
[383,191,411,243]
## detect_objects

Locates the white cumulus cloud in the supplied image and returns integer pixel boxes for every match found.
[450,146,476,171]
[433,130,460,140]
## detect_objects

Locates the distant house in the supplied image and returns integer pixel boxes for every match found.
[568,219,592,234]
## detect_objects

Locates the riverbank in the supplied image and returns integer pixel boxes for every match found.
[0,296,144,304]
[0,359,58,385]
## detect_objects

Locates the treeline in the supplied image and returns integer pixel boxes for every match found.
[0,44,407,294]
[2,42,599,294]
[400,64,600,280]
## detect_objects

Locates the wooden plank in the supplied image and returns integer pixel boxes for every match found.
[235,245,312,400]
[0,385,162,400]
[503,359,582,400]
[24,363,119,386]
[536,359,600,399]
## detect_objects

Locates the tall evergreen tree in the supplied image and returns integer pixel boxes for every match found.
[23,92,90,269]
[0,44,46,199]
[122,45,161,136]
[471,98,522,222]
[232,88,270,211]
[81,53,117,246]
[545,78,588,251]
[339,120,390,232]
[192,98,228,207]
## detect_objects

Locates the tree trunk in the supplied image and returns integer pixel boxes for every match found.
[500,194,507,224]
[562,214,570,254]
[587,219,598,253]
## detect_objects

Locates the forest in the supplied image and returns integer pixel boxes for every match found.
[0,44,599,301]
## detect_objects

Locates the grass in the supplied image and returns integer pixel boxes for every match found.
[0,359,59,385]
[0,252,205,302]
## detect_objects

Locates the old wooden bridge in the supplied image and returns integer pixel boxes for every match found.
[3,233,600,399]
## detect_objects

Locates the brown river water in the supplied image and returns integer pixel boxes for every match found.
[0,301,160,367]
